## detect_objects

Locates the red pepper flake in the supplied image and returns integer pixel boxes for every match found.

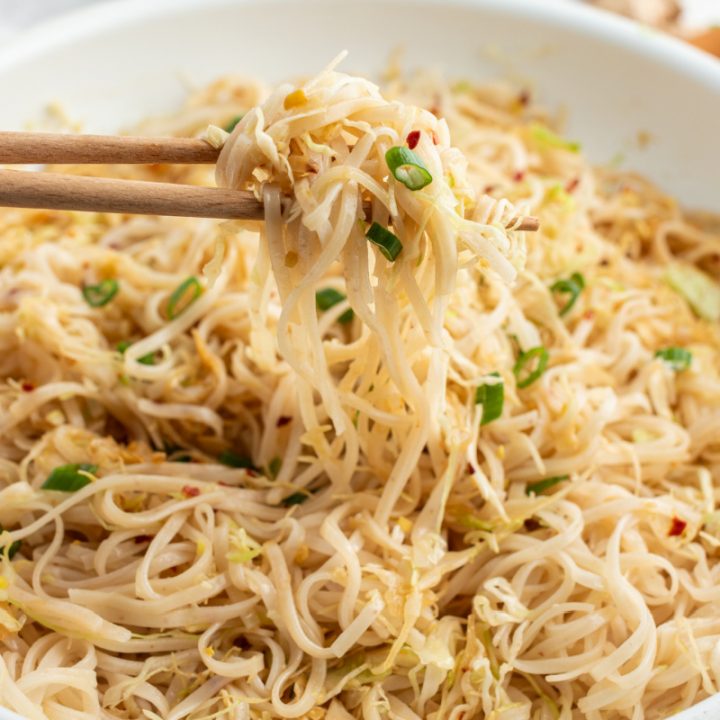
[518,89,531,107]
[21,382,35,392]
[406,130,421,150]
[668,517,687,537]
[182,485,200,498]
[524,518,541,532]
[565,177,580,194]
[512,170,525,183]
[134,534,154,544]
[276,415,292,427]
[466,463,475,475]
[246,469,259,478]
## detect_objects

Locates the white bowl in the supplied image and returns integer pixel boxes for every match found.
[0,1,718,719]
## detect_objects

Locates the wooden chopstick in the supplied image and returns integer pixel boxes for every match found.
[0,131,219,165]
[0,169,262,220]
[0,131,540,229]
[0,168,540,229]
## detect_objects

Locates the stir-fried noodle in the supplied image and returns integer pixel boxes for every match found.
[1,58,720,720]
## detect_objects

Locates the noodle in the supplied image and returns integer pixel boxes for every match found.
[0,57,719,720]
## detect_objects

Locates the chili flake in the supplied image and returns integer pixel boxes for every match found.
[668,517,687,537]
[406,130,421,150]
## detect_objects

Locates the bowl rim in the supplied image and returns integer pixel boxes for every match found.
[0,0,719,92]
[0,2,718,720]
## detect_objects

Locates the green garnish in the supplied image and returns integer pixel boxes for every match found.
[280,491,310,507]
[218,450,257,471]
[366,222,403,262]
[224,115,243,133]
[0,524,21,560]
[385,146,433,190]
[42,463,98,492]
[167,276,202,319]
[526,475,569,496]
[316,288,354,324]
[551,272,585,316]
[268,457,282,479]
[665,262,720,322]
[513,346,549,389]
[474,372,504,425]
[655,347,692,371]
[530,123,581,153]
[116,340,156,365]
[82,279,119,307]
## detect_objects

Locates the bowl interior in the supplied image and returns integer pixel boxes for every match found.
[0,2,718,720]
[0,0,718,208]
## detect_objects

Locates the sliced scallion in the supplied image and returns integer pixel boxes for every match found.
[224,115,243,133]
[475,372,504,425]
[366,222,403,262]
[268,457,282,479]
[0,524,21,560]
[526,475,569,496]
[218,450,257,471]
[280,491,310,507]
[82,279,118,307]
[551,272,585,316]
[42,463,98,492]
[530,124,581,153]
[385,146,432,190]
[167,276,202,319]
[655,347,692,371]
[513,346,549,389]
[116,340,156,365]
[316,288,354,324]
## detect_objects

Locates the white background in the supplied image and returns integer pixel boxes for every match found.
[0,0,718,41]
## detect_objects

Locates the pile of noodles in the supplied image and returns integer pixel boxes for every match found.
[1,56,720,720]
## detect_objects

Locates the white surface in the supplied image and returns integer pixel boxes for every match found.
[0,0,717,38]
[0,1,718,718]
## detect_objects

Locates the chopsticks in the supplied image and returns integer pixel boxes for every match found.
[0,169,263,220]
[0,131,540,230]
[0,131,220,164]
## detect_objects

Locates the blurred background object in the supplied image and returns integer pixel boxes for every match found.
[585,0,720,56]
[0,0,718,56]
[588,0,681,28]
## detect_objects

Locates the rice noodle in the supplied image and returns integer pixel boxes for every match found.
[0,59,719,720]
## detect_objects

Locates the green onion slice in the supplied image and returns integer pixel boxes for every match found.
[385,146,433,190]
[513,346,549,389]
[218,450,258,471]
[366,222,403,262]
[655,347,692,371]
[167,276,202,320]
[551,272,585,316]
[530,124,581,153]
[82,279,118,307]
[475,372,504,425]
[116,341,156,365]
[0,524,21,560]
[224,115,243,133]
[42,463,98,492]
[280,491,310,507]
[316,288,354,324]
[526,475,569,496]
[268,457,282,479]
